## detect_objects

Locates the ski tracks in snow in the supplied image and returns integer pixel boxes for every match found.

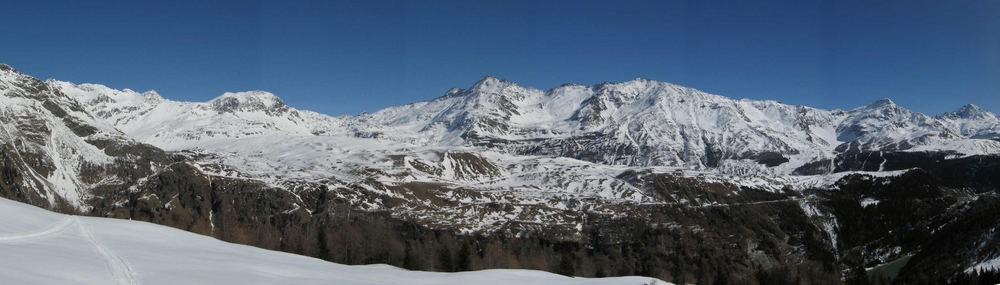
[0,216,74,242]
[0,216,139,284]
[75,216,141,285]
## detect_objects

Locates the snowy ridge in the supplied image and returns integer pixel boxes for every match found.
[42,73,1000,210]
[5,67,997,233]
[837,98,955,150]
[49,80,354,150]
[362,78,1000,173]
[51,75,1000,176]
[0,197,666,285]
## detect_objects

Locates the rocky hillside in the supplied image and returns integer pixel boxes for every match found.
[3,63,1000,284]
[0,64,174,211]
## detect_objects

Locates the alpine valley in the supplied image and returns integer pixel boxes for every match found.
[3,63,1000,284]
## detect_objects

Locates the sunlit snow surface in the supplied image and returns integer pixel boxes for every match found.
[0,198,666,285]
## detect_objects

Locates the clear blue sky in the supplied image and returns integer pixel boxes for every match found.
[1,0,997,115]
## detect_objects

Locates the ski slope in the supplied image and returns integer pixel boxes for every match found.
[0,197,666,285]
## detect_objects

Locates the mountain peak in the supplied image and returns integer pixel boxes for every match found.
[851,98,906,113]
[956,104,984,114]
[961,103,981,110]
[940,104,994,119]
[470,75,515,92]
[479,75,505,82]
[142,90,163,100]
[870,98,896,107]
[216,90,280,100]
[210,91,286,113]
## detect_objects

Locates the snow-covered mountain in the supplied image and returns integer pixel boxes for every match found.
[937,104,1000,140]
[7,63,1000,283]
[22,70,999,236]
[52,75,1000,177]
[0,65,171,210]
[36,73,1000,215]
[0,197,665,285]
[49,81,354,150]
[363,77,1000,173]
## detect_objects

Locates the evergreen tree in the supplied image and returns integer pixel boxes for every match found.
[556,252,575,276]
[456,242,471,271]
[437,246,454,272]
[317,227,331,261]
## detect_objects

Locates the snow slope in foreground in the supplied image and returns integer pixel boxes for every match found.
[0,198,666,285]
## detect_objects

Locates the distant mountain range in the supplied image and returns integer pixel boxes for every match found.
[50,74,1000,176]
[3,63,1000,283]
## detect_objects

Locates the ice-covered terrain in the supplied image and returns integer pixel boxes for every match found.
[0,197,666,285]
